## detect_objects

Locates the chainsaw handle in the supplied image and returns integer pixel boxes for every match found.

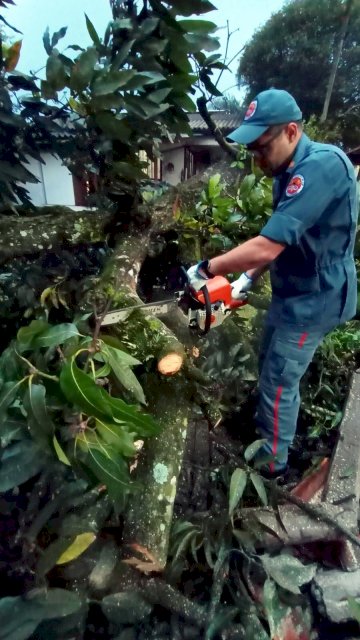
[199,283,212,335]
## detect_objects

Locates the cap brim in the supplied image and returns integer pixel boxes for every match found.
[227,124,268,145]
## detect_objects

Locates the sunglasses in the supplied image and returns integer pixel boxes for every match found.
[246,126,286,157]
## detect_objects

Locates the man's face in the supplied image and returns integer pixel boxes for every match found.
[247,124,298,176]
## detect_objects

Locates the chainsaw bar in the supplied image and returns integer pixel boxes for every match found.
[100,298,179,326]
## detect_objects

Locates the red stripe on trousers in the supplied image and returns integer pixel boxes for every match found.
[270,385,283,473]
[298,332,308,348]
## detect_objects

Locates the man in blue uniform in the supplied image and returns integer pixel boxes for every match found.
[187,88,358,476]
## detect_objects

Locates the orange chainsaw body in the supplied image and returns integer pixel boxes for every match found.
[194,275,247,310]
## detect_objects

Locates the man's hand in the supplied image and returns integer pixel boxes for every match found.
[231,272,253,299]
[186,260,213,291]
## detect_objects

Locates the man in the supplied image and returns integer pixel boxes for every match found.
[187,88,358,476]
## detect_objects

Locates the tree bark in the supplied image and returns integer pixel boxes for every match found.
[94,225,194,568]
[0,207,114,264]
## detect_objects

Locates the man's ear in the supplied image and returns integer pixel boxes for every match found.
[286,122,299,142]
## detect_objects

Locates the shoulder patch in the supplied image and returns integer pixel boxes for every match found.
[286,174,304,197]
[244,100,257,120]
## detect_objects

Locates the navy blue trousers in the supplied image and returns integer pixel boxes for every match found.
[255,322,329,471]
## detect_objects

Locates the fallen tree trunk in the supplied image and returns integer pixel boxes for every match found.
[1,207,114,264]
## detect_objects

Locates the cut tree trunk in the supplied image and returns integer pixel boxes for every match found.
[93,222,195,568]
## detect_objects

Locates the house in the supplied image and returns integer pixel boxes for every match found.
[159,111,241,186]
[24,111,241,206]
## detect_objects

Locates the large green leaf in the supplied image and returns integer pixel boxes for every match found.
[60,359,159,436]
[92,69,137,96]
[23,382,54,446]
[0,440,45,491]
[95,419,137,457]
[101,344,146,404]
[46,53,67,90]
[261,553,317,594]
[51,26,68,49]
[85,13,101,48]
[33,323,80,349]
[70,47,98,92]
[228,468,247,517]
[85,445,131,503]
[244,438,268,462]
[167,0,216,16]
[249,472,268,506]
[0,588,82,640]
[178,19,217,33]
[17,319,49,351]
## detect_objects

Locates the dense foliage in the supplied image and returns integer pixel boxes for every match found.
[237,0,360,147]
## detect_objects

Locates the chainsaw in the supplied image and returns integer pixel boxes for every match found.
[99,275,247,336]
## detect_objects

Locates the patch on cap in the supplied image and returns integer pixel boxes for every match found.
[286,174,304,197]
[244,100,257,121]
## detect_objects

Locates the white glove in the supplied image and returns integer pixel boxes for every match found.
[231,272,253,299]
[186,260,212,291]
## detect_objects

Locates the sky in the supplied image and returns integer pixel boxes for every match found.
[5,0,285,97]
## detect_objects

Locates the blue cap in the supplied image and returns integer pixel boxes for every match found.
[228,89,302,145]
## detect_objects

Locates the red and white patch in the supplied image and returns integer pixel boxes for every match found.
[286,174,304,197]
[244,100,257,120]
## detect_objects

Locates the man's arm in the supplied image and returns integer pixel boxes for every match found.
[208,236,285,276]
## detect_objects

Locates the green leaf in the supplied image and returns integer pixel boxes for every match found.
[0,379,26,422]
[95,112,131,142]
[86,446,131,503]
[208,173,221,198]
[46,53,67,90]
[51,26,67,49]
[17,319,49,351]
[56,532,96,564]
[0,588,82,640]
[43,26,52,55]
[0,417,26,447]
[70,47,98,92]
[102,344,145,404]
[0,440,45,491]
[92,69,137,95]
[167,0,216,16]
[249,472,268,506]
[261,553,317,594]
[85,13,101,48]
[348,597,360,623]
[53,434,71,466]
[101,592,152,625]
[60,359,159,436]
[172,93,197,112]
[111,39,135,69]
[147,87,172,104]
[244,438,268,462]
[185,33,220,52]
[37,537,73,577]
[178,19,217,33]
[263,578,289,640]
[23,382,54,446]
[228,468,247,517]
[95,419,137,457]
[33,323,80,349]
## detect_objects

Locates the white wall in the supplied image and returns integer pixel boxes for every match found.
[26,153,75,206]
[161,147,184,186]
